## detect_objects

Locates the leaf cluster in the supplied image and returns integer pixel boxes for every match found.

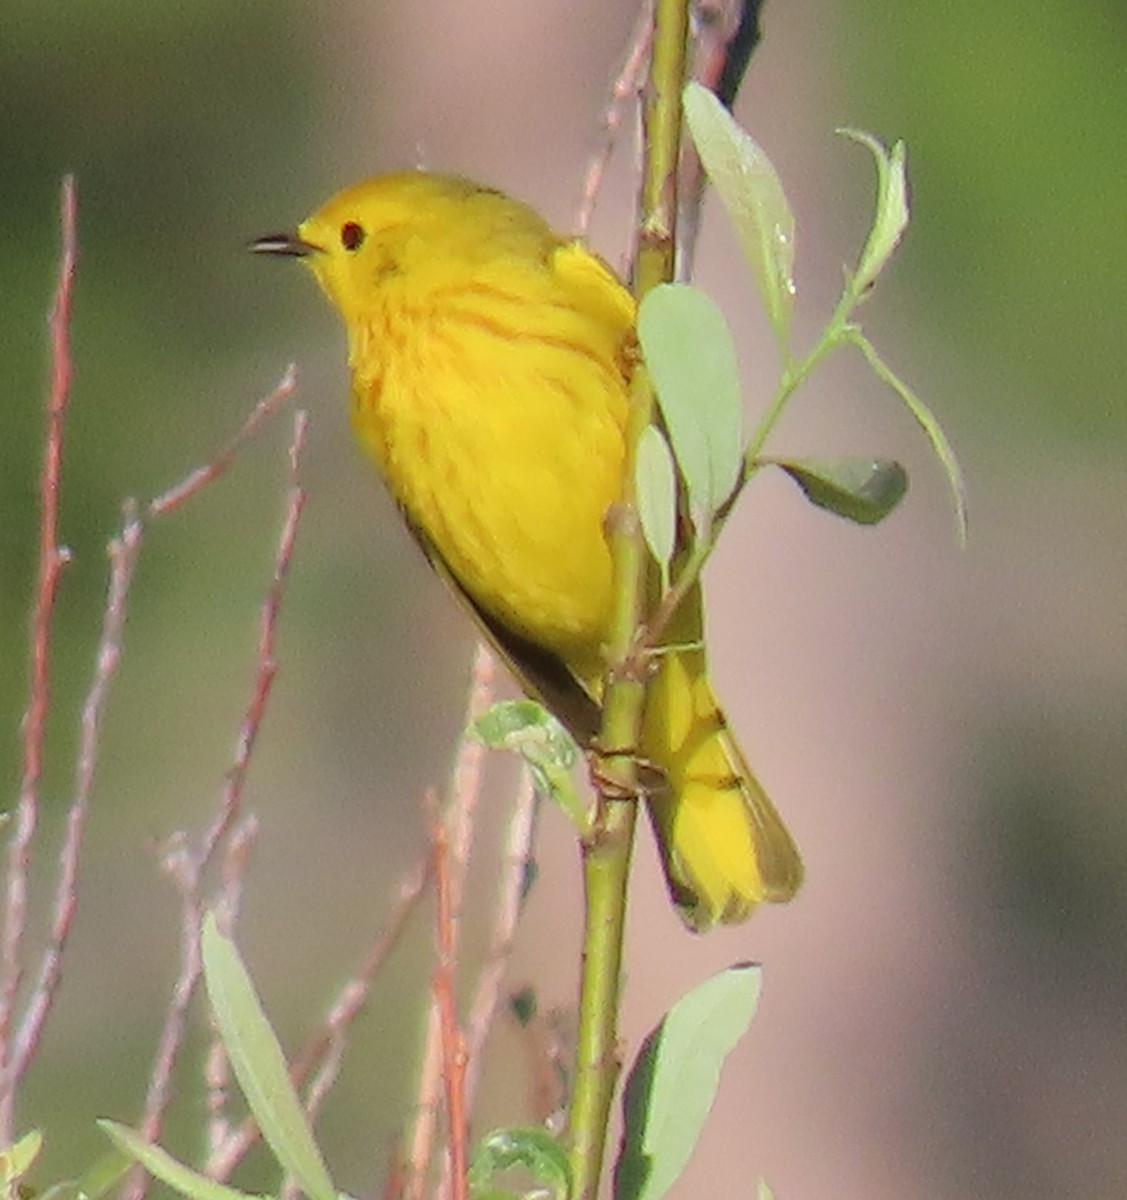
[632,84,965,651]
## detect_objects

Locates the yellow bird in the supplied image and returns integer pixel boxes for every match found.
[253,171,802,930]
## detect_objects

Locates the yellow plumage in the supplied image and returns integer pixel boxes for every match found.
[253,171,802,929]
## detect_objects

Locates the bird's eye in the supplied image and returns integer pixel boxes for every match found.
[340,222,366,251]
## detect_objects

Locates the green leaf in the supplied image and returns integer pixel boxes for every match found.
[683,81,796,347]
[772,457,908,525]
[97,1122,268,1200]
[468,1127,571,1200]
[201,914,336,1200]
[838,129,910,305]
[757,1180,775,1200]
[637,284,743,522]
[846,330,968,543]
[473,700,584,827]
[635,425,678,579]
[0,1129,42,1187]
[614,963,762,1200]
[41,1149,134,1200]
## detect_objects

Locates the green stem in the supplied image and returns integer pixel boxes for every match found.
[566,3,690,1199]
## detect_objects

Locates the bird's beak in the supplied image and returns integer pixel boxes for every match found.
[249,231,320,257]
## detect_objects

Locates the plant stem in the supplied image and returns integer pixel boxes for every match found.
[567,3,690,1198]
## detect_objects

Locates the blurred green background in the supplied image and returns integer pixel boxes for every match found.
[2,0,1126,1196]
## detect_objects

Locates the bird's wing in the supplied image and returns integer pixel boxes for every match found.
[402,513,602,746]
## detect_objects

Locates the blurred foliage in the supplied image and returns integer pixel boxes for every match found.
[1,0,325,764]
[845,0,1127,443]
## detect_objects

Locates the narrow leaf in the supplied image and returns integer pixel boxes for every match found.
[838,129,910,304]
[683,82,796,346]
[98,1122,267,1200]
[201,914,336,1200]
[0,1130,42,1186]
[468,1127,571,1200]
[614,964,762,1200]
[635,425,678,577]
[637,283,743,520]
[58,1151,133,1200]
[757,1181,775,1200]
[772,457,908,525]
[847,330,968,543]
[473,700,583,826]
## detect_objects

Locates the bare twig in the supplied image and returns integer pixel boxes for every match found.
[297,854,430,1125]
[124,406,308,1200]
[208,634,494,1187]
[147,366,298,518]
[0,176,78,1142]
[575,4,653,238]
[380,1140,408,1200]
[3,507,144,1095]
[407,988,447,1200]
[206,849,432,1180]
[462,770,538,1109]
[430,799,469,1200]
[405,647,495,1200]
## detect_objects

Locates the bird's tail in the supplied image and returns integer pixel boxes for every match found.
[640,605,803,931]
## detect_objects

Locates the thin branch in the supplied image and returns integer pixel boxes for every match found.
[4,506,144,1093]
[147,366,298,519]
[0,175,78,1143]
[200,409,308,864]
[206,849,432,1180]
[125,406,308,1200]
[430,800,468,1200]
[297,855,430,1123]
[575,3,653,238]
[405,647,495,1200]
[461,770,538,1108]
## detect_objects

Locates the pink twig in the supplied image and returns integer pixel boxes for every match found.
[147,366,297,518]
[206,848,432,1181]
[5,506,145,1094]
[124,408,308,1200]
[0,176,78,1142]
[297,854,430,1124]
[461,770,538,1108]
[405,647,495,1200]
[200,409,308,865]
[430,800,468,1200]
[575,4,653,238]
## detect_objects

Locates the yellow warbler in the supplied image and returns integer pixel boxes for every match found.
[253,171,802,929]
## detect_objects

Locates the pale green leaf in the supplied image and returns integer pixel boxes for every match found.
[838,129,910,304]
[635,425,678,577]
[614,964,762,1200]
[473,700,583,826]
[757,1180,775,1200]
[637,283,743,521]
[847,330,968,543]
[0,1129,42,1186]
[683,82,796,346]
[40,1150,134,1200]
[201,914,336,1200]
[772,457,908,524]
[468,1126,571,1200]
[98,1122,268,1200]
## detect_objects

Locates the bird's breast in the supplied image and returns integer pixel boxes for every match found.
[349,300,630,670]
